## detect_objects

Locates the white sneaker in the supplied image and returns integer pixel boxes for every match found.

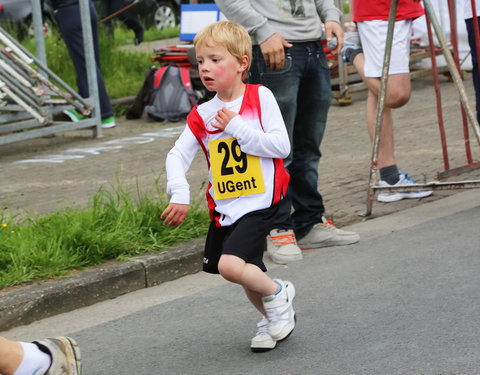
[250,316,276,353]
[377,172,433,203]
[297,217,360,250]
[266,229,303,265]
[263,279,296,341]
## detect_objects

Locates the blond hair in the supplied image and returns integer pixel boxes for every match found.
[194,21,252,81]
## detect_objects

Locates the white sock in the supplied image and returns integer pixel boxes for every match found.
[14,342,51,375]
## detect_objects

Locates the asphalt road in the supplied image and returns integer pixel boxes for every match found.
[2,190,479,375]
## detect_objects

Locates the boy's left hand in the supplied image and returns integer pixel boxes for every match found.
[212,108,237,131]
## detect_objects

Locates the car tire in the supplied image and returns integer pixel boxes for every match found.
[152,1,178,30]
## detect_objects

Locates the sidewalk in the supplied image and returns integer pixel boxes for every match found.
[0,72,479,331]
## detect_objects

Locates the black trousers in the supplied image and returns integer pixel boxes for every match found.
[466,16,480,124]
[54,1,113,119]
[100,0,143,34]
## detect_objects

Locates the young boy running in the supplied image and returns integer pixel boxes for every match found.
[161,21,296,352]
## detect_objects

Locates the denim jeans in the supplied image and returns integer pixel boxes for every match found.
[249,42,331,239]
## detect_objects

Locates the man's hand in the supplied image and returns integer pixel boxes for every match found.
[260,33,293,71]
[325,21,344,55]
[212,108,238,131]
[161,203,189,227]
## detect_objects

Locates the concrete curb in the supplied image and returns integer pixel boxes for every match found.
[0,238,204,331]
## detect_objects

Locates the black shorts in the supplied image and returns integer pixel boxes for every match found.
[203,203,280,274]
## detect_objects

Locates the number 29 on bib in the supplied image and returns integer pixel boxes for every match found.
[209,138,265,200]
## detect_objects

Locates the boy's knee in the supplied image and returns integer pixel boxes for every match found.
[218,257,241,282]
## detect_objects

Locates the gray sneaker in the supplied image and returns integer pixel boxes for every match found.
[266,229,303,264]
[251,316,276,353]
[297,218,360,249]
[33,337,81,375]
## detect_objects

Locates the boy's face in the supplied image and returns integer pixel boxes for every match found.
[195,42,247,94]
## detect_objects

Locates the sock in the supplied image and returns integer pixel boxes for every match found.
[14,342,51,375]
[380,165,400,185]
[263,281,283,302]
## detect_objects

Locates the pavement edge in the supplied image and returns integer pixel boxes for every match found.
[0,238,204,331]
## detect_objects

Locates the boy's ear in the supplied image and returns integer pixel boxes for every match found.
[239,55,249,74]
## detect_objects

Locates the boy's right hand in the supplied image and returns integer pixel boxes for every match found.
[161,203,189,227]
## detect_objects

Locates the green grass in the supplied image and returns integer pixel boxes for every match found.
[113,24,180,45]
[0,26,206,291]
[0,181,209,290]
[22,25,180,100]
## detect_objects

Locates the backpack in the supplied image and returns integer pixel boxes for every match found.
[145,65,198,122]
[126,65,199,122]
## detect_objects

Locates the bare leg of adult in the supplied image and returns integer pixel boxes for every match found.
[352,53,411,108]
[366,89,396,168]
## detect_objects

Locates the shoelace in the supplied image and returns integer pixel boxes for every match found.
[400,173,418,184]
[321,219,338,230]
[265,307,280,323]
[270,232,297,246]
[256,322,269,336]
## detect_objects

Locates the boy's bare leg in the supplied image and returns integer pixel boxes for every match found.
[218,254,278,312]
[243,287,267,315]
[0,337,24,375]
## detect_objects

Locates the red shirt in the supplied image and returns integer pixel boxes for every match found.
[353,0,424,22]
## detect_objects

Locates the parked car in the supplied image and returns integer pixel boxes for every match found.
[0,0,214,41]
[96,0,181,31]
[100,0,214,31]
[0,0,53,40]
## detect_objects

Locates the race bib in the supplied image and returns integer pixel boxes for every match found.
[209,138,265,199]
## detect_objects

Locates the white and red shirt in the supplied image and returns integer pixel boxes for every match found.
[353,0,424,22]
[165,84,290,227]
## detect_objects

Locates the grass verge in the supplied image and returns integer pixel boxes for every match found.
[0,181,209,290]
[22,25,180,100]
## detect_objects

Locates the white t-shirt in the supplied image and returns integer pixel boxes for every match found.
[165,85,290,226]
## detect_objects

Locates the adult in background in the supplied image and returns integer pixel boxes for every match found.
[341,0,433,203]
[99,0,144,45]
[214,0,360,265]
[51,0,116,128]
[464,0,480,125]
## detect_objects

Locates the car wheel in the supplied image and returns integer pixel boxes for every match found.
[153,1,178,30]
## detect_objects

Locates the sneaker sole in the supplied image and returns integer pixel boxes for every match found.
[298,236,360,250]
[252,315,297,353]
[251,342,276,353]
[63,336,82,374]
[377,190,433,203]
[269,252,303,265]
[277,314,297,343]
